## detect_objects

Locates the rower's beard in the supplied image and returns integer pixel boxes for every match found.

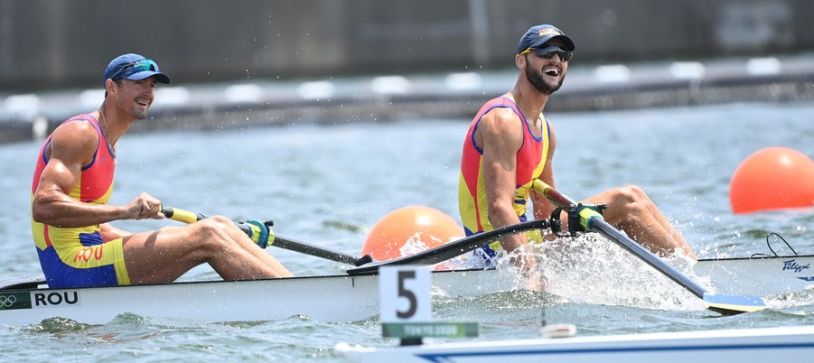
[132,104,150,120]
[526,67,564,95]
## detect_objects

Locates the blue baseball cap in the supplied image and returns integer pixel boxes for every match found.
[516,24,575,54]
[103,53,170,85]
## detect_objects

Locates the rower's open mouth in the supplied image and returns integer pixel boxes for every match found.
[544,68,560,77]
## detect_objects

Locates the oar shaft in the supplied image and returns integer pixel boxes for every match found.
[590,218,705,298]
[347,218,550,275]
[274,236,371,266]
[161,206,370,266]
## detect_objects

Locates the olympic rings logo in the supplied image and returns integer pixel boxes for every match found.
[0,295,17,308]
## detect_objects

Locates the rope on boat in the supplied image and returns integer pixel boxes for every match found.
[751,232,799,257]
[766,232,799,257]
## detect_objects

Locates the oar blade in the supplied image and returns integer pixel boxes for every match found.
[703,293,767,315]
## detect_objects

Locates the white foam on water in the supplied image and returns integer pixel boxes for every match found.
[764,285,814,310]
[495,233,709,311]
[399,233,501,272]
[397,231,709,311]
[398,232,433,257]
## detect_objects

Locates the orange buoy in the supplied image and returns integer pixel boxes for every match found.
[361,205,464,261]
[729,147,814,214]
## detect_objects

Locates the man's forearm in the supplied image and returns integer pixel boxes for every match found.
[32,195,128,228]
[488,205,527,252]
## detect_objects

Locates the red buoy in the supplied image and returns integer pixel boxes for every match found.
[729,147,814,214]
[361,206,464,261]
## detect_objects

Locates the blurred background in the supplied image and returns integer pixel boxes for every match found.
[1,0,814,141]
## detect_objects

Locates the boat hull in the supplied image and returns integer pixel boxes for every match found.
[694,254,814,296]
[1,255,812,325]
[0,269,513,326]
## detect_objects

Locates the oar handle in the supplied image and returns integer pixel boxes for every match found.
[161,206,205,224]
[532,180,573,209]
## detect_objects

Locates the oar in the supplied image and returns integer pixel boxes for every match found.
[531,180,766,315]
[160,207,372,266]
[346,218,551,275]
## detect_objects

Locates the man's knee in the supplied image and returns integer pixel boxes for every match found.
[189,216,233,242]
[209,215,234,227]
[614,185,647,203]
[609,185,650,220]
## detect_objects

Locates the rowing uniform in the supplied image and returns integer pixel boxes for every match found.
[458,96,550,264]
[30,113,131,288]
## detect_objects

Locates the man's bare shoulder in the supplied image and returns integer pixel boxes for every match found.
[48,120,99,161]
[479,107,523,136]
[483,106,522,123]
[476,108,524,151]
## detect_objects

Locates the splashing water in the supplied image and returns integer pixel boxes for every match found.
[765,286,814,310]
[397,230,709,311]
[398,233,486,271]
[486,234,709,311]
[510,234,708,311]
[397,233,436,257]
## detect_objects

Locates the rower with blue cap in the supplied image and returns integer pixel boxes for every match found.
[458,24,697,273]
[30,53,292,289]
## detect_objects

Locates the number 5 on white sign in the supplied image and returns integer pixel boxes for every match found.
[379,266,431,323]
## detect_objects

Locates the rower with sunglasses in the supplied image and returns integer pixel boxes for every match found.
[30,53,292,289]
[457,24,696,273]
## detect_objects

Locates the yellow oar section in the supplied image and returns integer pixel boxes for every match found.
[160,207,204,224]
[531,180,767,316]
[159,206,372,266]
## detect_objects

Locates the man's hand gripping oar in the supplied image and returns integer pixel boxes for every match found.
[160,207,373,267]
[531,180,767,316]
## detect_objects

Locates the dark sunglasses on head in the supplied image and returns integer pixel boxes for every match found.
[522,45,573,62]
[110,59,159,80]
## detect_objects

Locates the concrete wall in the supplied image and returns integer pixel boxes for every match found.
[1,0,812,90]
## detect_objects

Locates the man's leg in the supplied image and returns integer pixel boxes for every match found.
[122,216,292,284]
[585,185,696,259]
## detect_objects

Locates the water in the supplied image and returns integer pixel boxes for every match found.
[2,103,814,361]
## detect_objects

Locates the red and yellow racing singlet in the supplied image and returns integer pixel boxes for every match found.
[458,96,550,250]
[30,113,129,288]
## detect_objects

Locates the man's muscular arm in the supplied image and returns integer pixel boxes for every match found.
[31,122,158,228]
[532,122,557,221]
[479,108,526,252]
